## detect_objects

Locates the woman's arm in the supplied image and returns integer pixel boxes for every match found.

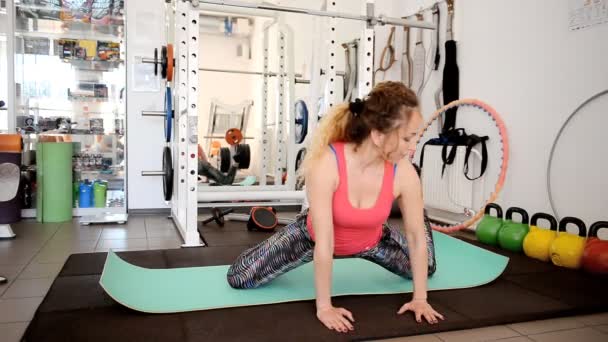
[305,149,338,309]
[305,149,354,332]
[395,159,443,324]
[396,160,428,300]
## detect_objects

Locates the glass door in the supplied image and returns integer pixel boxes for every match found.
[10,0,127,217]
[0,0,10,132]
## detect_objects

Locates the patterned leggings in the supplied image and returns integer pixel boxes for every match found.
[227,211,437,289]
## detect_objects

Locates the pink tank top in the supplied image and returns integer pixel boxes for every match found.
[306,142,395,256]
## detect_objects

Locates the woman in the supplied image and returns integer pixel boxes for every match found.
[227,81,443,332]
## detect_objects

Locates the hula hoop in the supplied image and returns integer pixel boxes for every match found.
[414,98,510,233]
[546,89,608,222]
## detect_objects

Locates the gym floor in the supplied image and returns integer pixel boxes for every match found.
[1,215,607,342]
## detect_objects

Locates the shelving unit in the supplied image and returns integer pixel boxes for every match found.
[8,0,127,222]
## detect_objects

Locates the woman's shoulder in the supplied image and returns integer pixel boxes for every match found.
[393,158,422,192]
[394,158,417,175]
[316,145,340,168]
[305,146,340,190]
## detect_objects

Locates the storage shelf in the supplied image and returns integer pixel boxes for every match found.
[31,132,125,137]
[17,110,123,117]
[16,100,120,108]
[66,58,124,71]
[12,1,128,216]
[21,206,127,219]
[15,14,124,43]
[14,3,124,22]
[15,27,123,44]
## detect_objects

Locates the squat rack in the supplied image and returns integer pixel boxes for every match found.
[157,0,435,247]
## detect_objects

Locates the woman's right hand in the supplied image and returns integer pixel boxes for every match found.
[316,305,355,333]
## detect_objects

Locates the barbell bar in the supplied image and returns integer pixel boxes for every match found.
[192,0,436,30]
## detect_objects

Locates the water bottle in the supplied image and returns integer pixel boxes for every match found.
[78,181,93,208]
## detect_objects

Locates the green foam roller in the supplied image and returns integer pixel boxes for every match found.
[73,181,80,208]
[36,142,73,222]
[94,181,107,208]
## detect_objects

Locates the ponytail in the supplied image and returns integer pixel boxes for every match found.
[299,81,419,178]
[299,103,352,176]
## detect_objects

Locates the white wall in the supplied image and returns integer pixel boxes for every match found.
[126,0,169,210]
[379,0,608,227]
[459,0,607,227]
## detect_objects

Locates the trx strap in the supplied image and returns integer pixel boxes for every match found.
[442,3,459,133]
[401,20,413,87]
[419,129,489,181]
[433,5,441,70]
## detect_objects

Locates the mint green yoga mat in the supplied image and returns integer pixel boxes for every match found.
[36,142,73,223]
[100,232,508,314]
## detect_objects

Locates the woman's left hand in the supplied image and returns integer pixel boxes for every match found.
[397,299,444,324]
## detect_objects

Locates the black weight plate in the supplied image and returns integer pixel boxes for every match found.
[237,144,250,169]
[220,147,231,173]
[294,100,309,144]
[295,148,306,171]
[162,146,173,201]
[161,46,168,79]
[154,48,158,76]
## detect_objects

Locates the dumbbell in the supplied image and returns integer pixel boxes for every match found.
[202,208,235,227]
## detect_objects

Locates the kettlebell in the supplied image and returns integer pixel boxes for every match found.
[523,213,558,262]
[550,217,587,269]
[497,207,529,253]
[475,203,504,246]
[581,221,608,275]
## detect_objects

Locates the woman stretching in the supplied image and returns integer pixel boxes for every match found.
[227,81,443,332]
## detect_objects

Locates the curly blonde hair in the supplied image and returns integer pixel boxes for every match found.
[300,81,419,176]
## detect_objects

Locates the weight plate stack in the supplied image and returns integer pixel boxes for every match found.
[219,147,231,173]
[236,144,251,169]
[162,146,173,201]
